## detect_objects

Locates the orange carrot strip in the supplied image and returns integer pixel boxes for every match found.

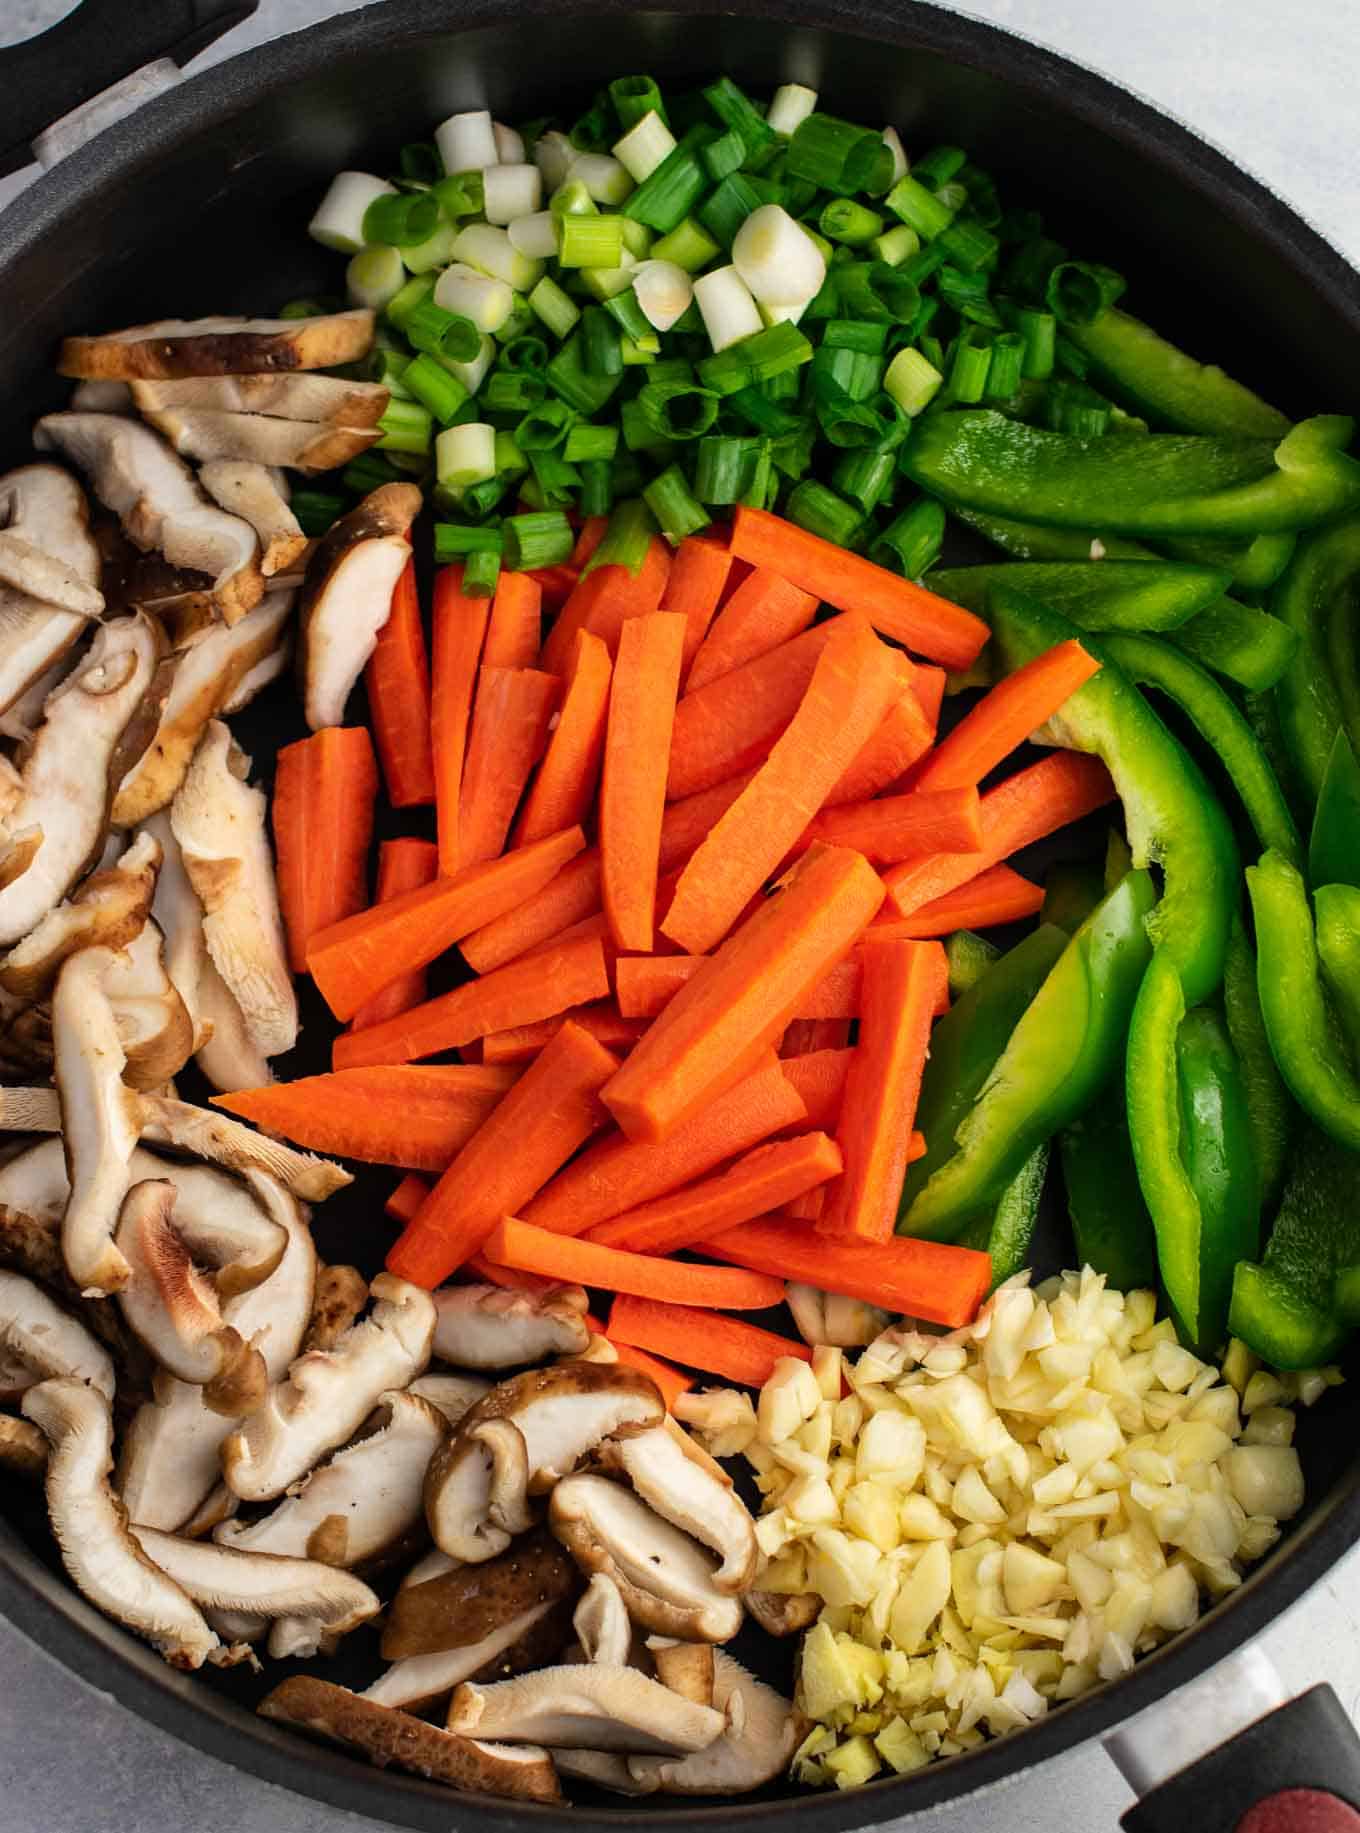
[658,772,756,873]
[308,827,586,1023]
[525,563,577,609]
[786,1186,825,1221]
[818,939,947,1243]
[824,696,935,807]
[385,1020,620,1286]
[685,567,819,692]
[431,565,492,875]
[457,666,559,866]
[459,849,603,974]
[708,1214,992,1327]
[781,1019,852,1057]
[729,505,989,670]
[910,640,1101,793]
[482,1001,646,1065]
[600,612,687,951]
[796,787,984,864]
[911,665,947,734]
[465,1252,561,1295]
[333,932,611,1070]
[799,957,861,1020]
[513,630,612,846]
[386,1173,431,1226]
[483,1218,785,1310]
[584,1315,693,1408]
[271,726,378,973]
[481,571,543,670]
[607,1295,811,1386]
[365,557,435,808]
[523,1059,806,1236]
[348,838,440,1031]
[587,1132,842,1255]
[660,534,735,676]
[877,864,1045,937]
[541,536,670,674]
[614,956,703,1020]
[779,1047,853,1132]
[883,751,1115,917]
[571,515,610,569]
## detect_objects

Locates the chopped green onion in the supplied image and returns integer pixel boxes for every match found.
[527,275,581,338]
[544,331,624,415]
[463,546,501,595]
[610,74,670,132]
[614,111,678,183]
[984,329,1025,399]
[452,222,542,291]
[551,177,598,219]
[1045,259,1126,326]
[643,463,711,543]
[402,352,470,423]
[376,396,433,455]
[702,128,748,184]
[432,265,514,334]
[515,399,576,451]
[402,296,483,362]
[946,326,993,402]
[582,497,656,577]
[578,305,623,378]
[384,273,435,331]
[819,198,885,245]
[832,446,896,514]
[871,497,945,578]
[434,332,495,398]
[938,264,1004,328]
[834,262,920,324]
[697,173,764,247]
[603,288,653,342]
[650,216,721,271]
[873,222,920,267]
[570,91,614,152]
[568,152,635,206]
[815,384,889,449]
[501,334,550,373]
[620,335,659,365]
[886,174,957,241]
[576,259,637,302]
[527,449,581,507]
[481,370,546,412]
[913,144,967,189]
[483,165,543,228]
[935,180,969,215]
[619,218,655,259]
[823,319,888,354]
[278,297,336,319]
[559,212,627,268]
[436,421,496,487]
[884,345,944,416]
[936,217,1000,273]
[692,264,763,353]
[565,422,619,463]
[436,110,498,173]
[811,345,881,404]
[433,521,503,560]
[787,113,891,196]
[494,430,528,475]
[1054,333,1091,379]
[730,203,827,308]
[785,478,862,545]
[490,291,533,341]
[694,433,765,503]
[697,318,812,394]
[621,138,709,233]
[702,76,775,157]
[290,489,345,535]
[767,82,818,137]
[637,378,720,439]
[508,210,560,260]
[1002,234,1068,302]
[1043,377,1112,437]
[1014,305,1056,379]
[343,451,404,494]
[399,142,441,185]
[362,190,440,248]
[346,246,406,311]
[620,395,673,454]
[727,385,803,438]
[433,170,485,219]
[503,510,574,570]
[578,458,614,516]
[400,218,460,275]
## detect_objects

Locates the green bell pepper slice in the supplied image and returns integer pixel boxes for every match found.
[1157,530,1297,592]
[943,929,1000,998]
[989,587,1240,1004]
[1060,1100,1160,1291]
[1041,860,1105,935]
[1222,915,1294,1214]
[957,1144,1050,1290]
[927,560,1230,632]
[950,505,1295,591]
[903,870,1157,1242]
[1168,597,1299,695]
[1308,731,1360,892]
[902,410,1360,536]
[1060,307,1290,439]
[1315,884,1360,1053]
[1100,632,1302,866]
[1269,516,1360,807]
[1246,848,1360,1153]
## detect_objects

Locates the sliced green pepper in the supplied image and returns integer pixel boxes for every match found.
[957,1144,1050,1290]
[989,587,1240,1003]
[950,505,1295,591]
[1168,596,1299,693]
[1104,826,1134,890]
[943,929,1000,998]
[903,410,1360,536]
[1223,916,1294,1213]
[1041,859,1105,934]
[1100,632,1302,866]
[1270,516,1360,807]
[1315,884,1360,1052]
[1157,530,1297,592]
[1246,848,1360,1152]
[928,559,1229,632]
[1060,1102,1159,1291]
[903,870,1157,1242]
[1060,307,1290,439]
[1308,732,1360,892]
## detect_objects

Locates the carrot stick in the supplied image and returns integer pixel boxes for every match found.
[883,751,1114,917]
[779,1046,853,1132]
[799,957,861,1020]
[465,1252,562,1295]
[483,1217,785,1310]
[658,772,755,872]
[781,1019,852,1057]
[385,1020,620,1286]
[457,666,559,866]
[571,515,610,570]
[607,1294,811,1386]
[660,534,735,676]
[541,535,670,674]
[525,563,577,609]
[271,726,379,973]
[707,1215,992,1327]
[431,565,492,875]
[818,939,947,1243]
[795,787,984,865]
[729,505,990,670]
[523,1058,806,1235]
[911,665,948,734]
[908,640,1101,793]
[459,849,602,974]
[615,956,704,1020]
[481,1001,646,1065]
[824,696,935,807]
[600,611,687,951]
[685,567,819,692]
[348,838,440,1031]
[386,1173,430,1226]
[604,843,885,1143]
[482,571,543,670]
[308,827,586,1022]
[333,932,611,1070]
[213,1064,519,1172]
[876,863,1044,937]
[584,1316,693,1408]
[512,630,612,846]
[586,1132,842,1254]
[365,557,435,808]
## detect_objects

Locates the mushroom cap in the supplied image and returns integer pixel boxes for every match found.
[0,1266,115,1397]
[131,374,389,427]
[448,1662,726,1756]
[647,1637,716,1707]
[430,1281,590,1370]
[296,484,419,732]
[58,311,376,381]
[132,1527,380,1638]
[102,918,195,1091]
[145,408,379,476]
[599,1421,758,1593]
[627,1649,805,1794]
[0,1413,49,1480]
[381,1524,578,1660]
[0,829,160,1001]
[744,1588,823,1637]
[362,1593,575,1712]
[301,1263,369,1354]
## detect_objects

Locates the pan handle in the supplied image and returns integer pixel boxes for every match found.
[0,0,257,181]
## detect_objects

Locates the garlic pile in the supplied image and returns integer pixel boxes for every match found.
[679,1268,1338,1790]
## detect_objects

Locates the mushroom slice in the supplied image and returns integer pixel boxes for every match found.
[598,1424,758,1594]
[0,1345,38,1403]
[628,1651,804,1794]
[71,380,133,413]
[222,1274,435,1502]
[408,1372,492,1428]
[0,1267,116,1397]
[258,1677,562,1804]
[144,408,380,475]
[198,464,304,578]
[113,589,293,828]
[548,1474,744,1644]
[0,467,102,717]
[22,1378,226,1668]
[0,829,159,1000]
[132,1528,379,1642]
[448,1664,725,1756]
[745,1588,822,1636]
[381,1526,578,1660]
[647,1638,716,1708]
[398,1546,459,1592]
[0,1414,49,1480]
[296,484,420,731]
[131,374,390,426]
[553,1747,657,1795]
[302,1263,369,1353]
[219,640,288,715]
[431,1282,590,1370]
[363,1596,574,1711]
[0,539,102,619]
[0,615,159,945]
[425,1362,664,1563]
[59,311,376,381]
[104,919,195,1090]
[574,1573,632,1669]
[0,651,77,744]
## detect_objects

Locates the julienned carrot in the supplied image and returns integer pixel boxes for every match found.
[911,665,948,735]
[600,612,687,951]
[466,1252,561,1294]
[666,618,842,801]
[571,515,610,570]
[607,1294,812,1386]
[482,571,544,670]
[213,1064,518,1172]
[541,535,671,673]
[729,505,990,671]
[708,1215,992,1327]
[781,1019,852,1057]
[348,839,440,1031]
[824,696,935,807]
[513,630,612,847]
[523,1058,806,1235]
[586,1132,843,1254]
[779,1046,853,1131]
[365,558,435,808]
[459,849,602,974]
[786,1185,825,1221]
[615,956,704,1020]
[432,566,492,875]
[386,1020,620,1287]
[877,863,1045,937]
[799,957,861,1020]
[663,620,900,955]
[583,1314,693,1408]
[481,1001,646,1064]
[686,567,820,692]
[909,640,1101,793]
[796,787,984,864]
[483,1217,785,1310]
[883,750,1117,917]
[271,726,379,973]
[819,938,947,1243]
[658,772,755,873]
[525,563,577,608]
[457,666,559,866]
[308,827,585,1023]
[333,932,611,1070]
[386,1173,430,1226]
[605,844,886,1143]
[660,534,735,674]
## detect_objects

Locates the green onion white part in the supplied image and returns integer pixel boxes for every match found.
[435,109,498,174]
[766,82,818,137]
[692,264,763,352]
[612,111,677,183]
[433,263,514,333]
[508,211,561,259]
[882,125,909,184]
[346,245,405,311]
[533,129,576,190]
[436,422,497,488]
[632,259,692,332]
[884,345,944,416]
[308,171,396,254]
[492,121,525,163]
[732,204,826,307]
[566,153,635,206]
[451,223,542,292]
[482,164,543,224]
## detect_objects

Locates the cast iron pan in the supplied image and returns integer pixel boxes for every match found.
[1,3,1359,1828]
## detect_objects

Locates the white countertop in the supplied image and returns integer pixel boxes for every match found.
[1,1,1359,1828]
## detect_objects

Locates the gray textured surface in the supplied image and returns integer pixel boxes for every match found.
[1,1,1359,1829]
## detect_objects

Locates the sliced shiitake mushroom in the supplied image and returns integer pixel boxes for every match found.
[145,408,379,475]
[362,1593,576,1712]
[0,1266,115,1397]
[301,1264,369,1354]
[0,830,159,1001]
[0,466,103,718]
[296,484,419,731]
[597,1421,758,1594]
[447,1662,726,1756]
[430,1282,590,1370]
[197,465,304,579]
[131,1528,380,1646]
[382,1525,578,1661]
[0,1413,49,1480]
[58,310,376,381]
[627,1650,806,1794]
[131,374,389,425]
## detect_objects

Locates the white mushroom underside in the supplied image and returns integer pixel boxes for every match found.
[607,1425,758,1592]
[361,1598,556,1710]
[302,535,410,730]
[627,1651,802,1794]
[430,1284,590,1370]
[0,1267,115,1397]
[449,1664,726,1755]
[132,1527,379,1633]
